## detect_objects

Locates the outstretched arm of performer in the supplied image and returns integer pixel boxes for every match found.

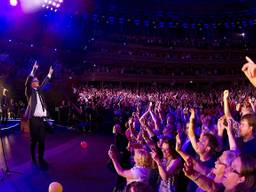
[40,66,54,89]
[30,61,39,77]
[25,61,38,98]
[47,66,54,78]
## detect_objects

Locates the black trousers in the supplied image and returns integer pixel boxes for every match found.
[29,117,46,161]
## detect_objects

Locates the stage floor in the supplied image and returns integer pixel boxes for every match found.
[0,126,116,192]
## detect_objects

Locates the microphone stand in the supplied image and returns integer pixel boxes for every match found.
[0,127,21,181]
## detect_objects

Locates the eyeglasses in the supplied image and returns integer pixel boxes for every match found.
[231,168,241,175]
[227,166,241,175]
[216,159,227,167]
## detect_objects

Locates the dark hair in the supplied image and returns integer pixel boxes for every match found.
[126,182,152,192]
[161,137,179,159]
[236,154,256,192]
[203,133,218,157]
[240,113,256,134]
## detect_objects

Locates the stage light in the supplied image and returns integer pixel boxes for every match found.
[41,0,63,12]
[20,0,45,13]
[10,0,18,6]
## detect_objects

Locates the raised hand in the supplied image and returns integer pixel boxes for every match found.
[157,102,162,112]
[242,56,256,87]
[224,119,232,132]
[183,157,195,177]
[223,90,229,100]
[235,103,241,112]
[108,145,118,160]
[32,61,39,71]
[48,66,54,76]
[148,101,153,111]
[189,108,195,120]
[150,150,160,164]
[217,116,225,133]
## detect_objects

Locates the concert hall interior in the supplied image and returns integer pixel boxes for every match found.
[1,0,256,192]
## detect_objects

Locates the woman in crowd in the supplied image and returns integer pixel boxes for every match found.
[108,147,153,190]
[151,138,182,192]
[182,150,239,192]
[222,154,256,192]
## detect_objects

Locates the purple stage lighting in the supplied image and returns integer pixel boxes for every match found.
[42,0,63,12]
[10,0,18,6]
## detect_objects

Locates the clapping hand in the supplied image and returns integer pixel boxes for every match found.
[150,150,161,164]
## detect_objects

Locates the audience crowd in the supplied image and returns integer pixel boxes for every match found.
[99,57,256,192]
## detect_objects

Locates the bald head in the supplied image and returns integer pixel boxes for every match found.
[48,182,63,192]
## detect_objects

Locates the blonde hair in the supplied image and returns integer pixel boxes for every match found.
[134,149,152,168]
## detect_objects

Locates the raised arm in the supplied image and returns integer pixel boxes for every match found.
[48,65,54,78]
[223,90,232,119]
[248,97,256,112]
[149,109,160,130]
[157,102,165,122]
[25,61,38,84]
[183,161,220,192]
[108,147,135,180]
[40,66,54,89]
[175,134,210,175]
[188,108,198,152]
[242,56,256,87]
[30,61,39,77]
[139,104,150,123]
[216,116,225,150]
[25,61,38,100]
[224,119,238,151]
[151,150,181,181]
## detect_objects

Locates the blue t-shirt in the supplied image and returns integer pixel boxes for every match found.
[237,137,256,157]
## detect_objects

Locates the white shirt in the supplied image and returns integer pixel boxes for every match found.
[33,89,47,117]
[30,72,51,117]
[126,166,151,185]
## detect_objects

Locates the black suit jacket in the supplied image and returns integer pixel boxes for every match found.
[24,75,50,120]
[1,95,9,110]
